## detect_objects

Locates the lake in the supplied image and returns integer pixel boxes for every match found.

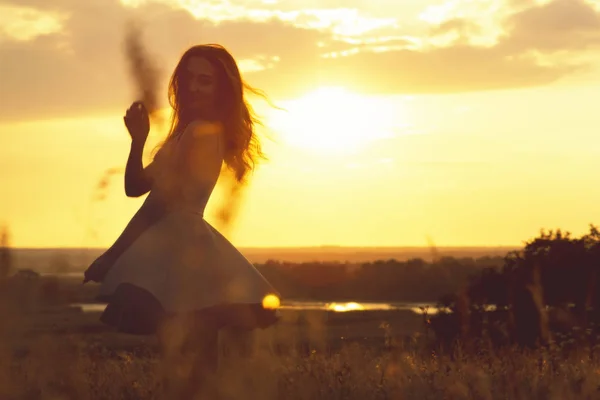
[71,300,441,315]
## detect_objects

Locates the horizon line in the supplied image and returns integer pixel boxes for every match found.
[9,245,521,251]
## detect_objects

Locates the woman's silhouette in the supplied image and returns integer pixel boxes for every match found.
[83,44,280,396]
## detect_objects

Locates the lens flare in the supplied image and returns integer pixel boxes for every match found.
[262,294,281,309]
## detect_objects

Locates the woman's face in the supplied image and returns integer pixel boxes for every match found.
[182,56,217,114]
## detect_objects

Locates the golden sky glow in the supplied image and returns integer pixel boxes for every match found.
[2,0,600,248]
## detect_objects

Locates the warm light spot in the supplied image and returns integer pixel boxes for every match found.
[191,121,223,137]
[326,302,365,312]
[411,307,441,315]
[321,47,360,58]
[418,1,507,48]
[0,4,66,41]
[268,87,403,154]
[262,294,281,309]
[298,8,396,36]
[237,59,267,74]
[119,0,148,7]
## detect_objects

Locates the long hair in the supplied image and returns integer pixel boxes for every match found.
[158,44,267,184]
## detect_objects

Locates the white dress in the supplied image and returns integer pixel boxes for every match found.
[96,121,279,333]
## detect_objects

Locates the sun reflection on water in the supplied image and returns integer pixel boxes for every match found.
[326,302,365,312]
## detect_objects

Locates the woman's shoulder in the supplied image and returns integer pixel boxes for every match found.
[177,120,225,159]
[184,119,224,138]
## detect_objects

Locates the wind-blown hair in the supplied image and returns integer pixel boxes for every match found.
[159,44,266,184]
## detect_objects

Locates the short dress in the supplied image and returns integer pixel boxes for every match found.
[95,121,280,335]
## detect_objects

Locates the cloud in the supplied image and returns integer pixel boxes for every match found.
[0,0,599,121]
[0,4,66,42]
[501,0,600,52]
[0,0,331,121]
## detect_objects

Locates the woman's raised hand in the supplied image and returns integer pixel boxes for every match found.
[124,101,150,143]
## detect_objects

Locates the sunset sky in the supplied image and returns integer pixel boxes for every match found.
[2,0,600,248]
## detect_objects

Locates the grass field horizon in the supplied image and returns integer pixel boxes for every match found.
[2,235,600,399]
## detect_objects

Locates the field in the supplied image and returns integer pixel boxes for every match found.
[2,273,600,399]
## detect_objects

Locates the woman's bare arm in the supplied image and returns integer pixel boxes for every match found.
[124,140,154,197]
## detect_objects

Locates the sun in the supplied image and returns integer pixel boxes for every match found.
[267,87,399,154]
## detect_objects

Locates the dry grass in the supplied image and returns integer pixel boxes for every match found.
[0,271,599,399]
[2,289,600,400]
[3,328,600,399]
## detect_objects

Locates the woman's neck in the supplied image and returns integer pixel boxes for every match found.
[181,106,220,122]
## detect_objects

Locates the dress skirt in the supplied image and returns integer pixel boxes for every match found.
[96,210,279,335]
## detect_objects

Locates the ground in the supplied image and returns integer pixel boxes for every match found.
[2,275,600,399]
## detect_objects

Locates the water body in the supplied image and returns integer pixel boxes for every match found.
[71,300,441,315]
[34,271,444,315]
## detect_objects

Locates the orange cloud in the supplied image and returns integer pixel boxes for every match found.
[0,4,66,42]
[1,0,599,122]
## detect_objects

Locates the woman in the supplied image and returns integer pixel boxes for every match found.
[83,44,280,396]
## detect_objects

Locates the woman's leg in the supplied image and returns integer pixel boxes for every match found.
[157,314,220,398]
[222,328,253,359]
[157,317,178,397]
[182,317,220,398]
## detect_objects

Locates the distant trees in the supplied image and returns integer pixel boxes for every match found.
[428,225,600,349]
[454,226,600,315]
[48,253,71,274]
[256,256,501,303]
